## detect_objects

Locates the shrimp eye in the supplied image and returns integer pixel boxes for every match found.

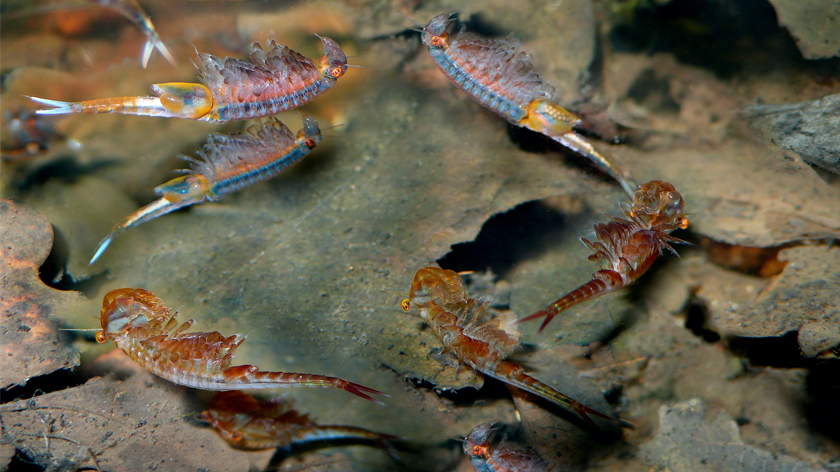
[231,432,243,442]
[472,445,484,456]
[431,36,443,47]
[304,138,316,148]
[401,299,411,311]
[331,67,343,78]
[95,331,107,343]
[680,217,689,229]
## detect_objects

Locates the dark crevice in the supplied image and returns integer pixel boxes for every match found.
[684,300,721,343]
[1,369,87,405]
[727,331,809,369]
[607,0,805,78]
[37,225,109,298]
[804,363,840,444]
[6,450,45,472]
[437,200,566,279]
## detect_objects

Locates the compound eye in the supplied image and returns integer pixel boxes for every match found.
[331,67,343,78]
[304,138,316,148]
[95,331,107,343]
[431,36,443,47]
[680,217,689,229]
[231,432,243,442]
[401,299,411,311]
[472,445,484,456]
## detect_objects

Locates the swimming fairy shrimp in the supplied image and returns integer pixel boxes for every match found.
[201,390,400,451]
[402,267,619,428]
[516,180,689,333]
[95,288,387,402]
[464,423,551,472]
[28,35,347,123]
[421,13,634,197]
[89,117,320,264]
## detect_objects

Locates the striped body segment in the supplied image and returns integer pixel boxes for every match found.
[423,15,554,125]
[89,117,320,264]
[517,180,689,332]
[403,267,617,427]
[201,391,399,451]
[95,288,386,402]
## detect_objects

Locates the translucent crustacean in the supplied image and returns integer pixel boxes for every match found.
[421,13,634,196]
[464,423,551,472]
[95,288,387,403]
[27,35,347,123]
[402,267,620,428]
[89,117,321,264]
[201,390,400,451]
[516,180,689,332]
[94,0,178,68]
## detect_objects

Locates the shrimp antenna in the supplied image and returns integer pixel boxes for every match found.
[58,328,101,332]
[397,11,425,30]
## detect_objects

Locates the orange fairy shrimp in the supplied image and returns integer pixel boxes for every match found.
[421,13,634,197]
[27,35,347,123]
[401,267,618,428]
[201,390,401,451]
[89,117,320,264]
[95,288,387,403]
[516,180,689,333]
[464,423,551,472]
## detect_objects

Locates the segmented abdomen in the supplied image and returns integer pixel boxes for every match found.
[211,80,327,122]
[189,119,315,199]
[432,51,526,122]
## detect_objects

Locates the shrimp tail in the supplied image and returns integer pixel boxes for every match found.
[516,270,625,333]
[551,132,635,197]
[491,361,618,428]
[90,195,198,265]
[220,367,388,404]
[90,232,118,266]
[141,30,178,68]
[25,96,81,115]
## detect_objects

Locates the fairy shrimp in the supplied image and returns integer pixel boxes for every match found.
[401,267,619,428]
[464,423,551,472]
[516,180,689,332]
[89,117,320,264]
[201,390,400,451]
[421,13,634,196]
[28,35,347,123]
[95,288,387,402]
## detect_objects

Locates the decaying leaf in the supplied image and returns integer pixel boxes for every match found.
[0,199,81,389]
[640,399,825,472]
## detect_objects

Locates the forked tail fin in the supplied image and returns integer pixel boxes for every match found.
[141,31,178,68]
[488,361,618,428]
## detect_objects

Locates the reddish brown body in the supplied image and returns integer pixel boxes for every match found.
[517,180,689,332]
[95,288,386,402]
[201,391,399,451]
[465,423,551,472]
[403,268,617,427]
